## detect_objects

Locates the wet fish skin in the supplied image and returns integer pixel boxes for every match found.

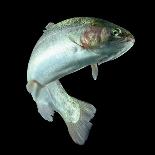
[26,17,135,145]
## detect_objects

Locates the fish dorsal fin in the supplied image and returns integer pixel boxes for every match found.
[91,64,98,80]
[45,22,55,30]
[43,22,55,33]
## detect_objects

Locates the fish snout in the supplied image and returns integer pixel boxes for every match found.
[126,33,135,44]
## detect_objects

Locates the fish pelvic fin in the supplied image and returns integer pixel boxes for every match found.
[91,64,98,80]
[65,97,96,145]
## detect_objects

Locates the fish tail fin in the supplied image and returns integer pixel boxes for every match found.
[27,80,96,144]
[26,80,55,122]
[65,97,96,145]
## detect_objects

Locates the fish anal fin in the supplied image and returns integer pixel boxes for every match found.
[36,86,56,122]
[37,100,54,122]
[26,80,55,122]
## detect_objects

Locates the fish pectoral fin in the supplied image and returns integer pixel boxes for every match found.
[98,55,109,65]
[69,36,84,48]
[91,64,98,80]
[65,97,96,145]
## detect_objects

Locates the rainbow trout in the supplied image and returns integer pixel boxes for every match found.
[26,17,135,145]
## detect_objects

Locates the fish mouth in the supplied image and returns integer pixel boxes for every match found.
[112,34,135,45]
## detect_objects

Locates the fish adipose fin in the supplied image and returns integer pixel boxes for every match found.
[26,80,55,122]
[65,97,96,145]
[91,64,98,80]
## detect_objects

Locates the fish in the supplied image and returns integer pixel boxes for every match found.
[26,17,135,145]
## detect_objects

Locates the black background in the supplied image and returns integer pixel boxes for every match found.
[3,0,151,154]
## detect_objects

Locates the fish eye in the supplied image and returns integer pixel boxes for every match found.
[111,28,121,37]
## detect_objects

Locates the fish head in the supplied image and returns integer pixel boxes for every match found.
[76,18,135,63]
[98,20,135,61]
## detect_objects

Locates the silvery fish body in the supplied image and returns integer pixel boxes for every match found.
[26,17,135,145]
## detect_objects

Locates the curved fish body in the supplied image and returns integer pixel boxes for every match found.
[26,17,135,145]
